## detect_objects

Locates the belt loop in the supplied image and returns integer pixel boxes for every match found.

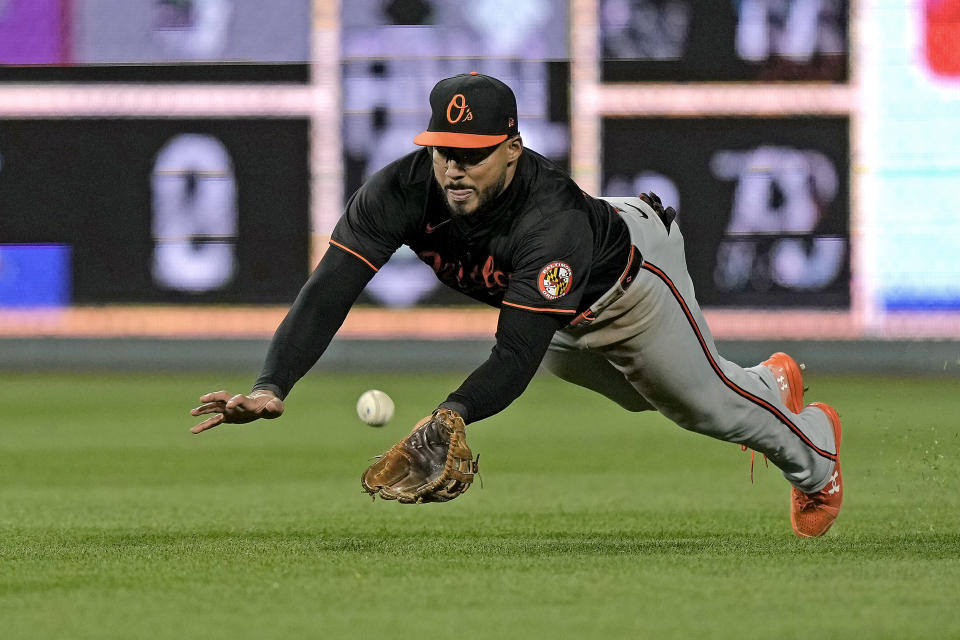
[569,309,595,327]
[620,245,642,288]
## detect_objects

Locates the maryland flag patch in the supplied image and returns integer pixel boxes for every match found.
[538,261,573,300]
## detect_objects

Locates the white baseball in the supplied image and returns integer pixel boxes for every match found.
[356,389,394,426]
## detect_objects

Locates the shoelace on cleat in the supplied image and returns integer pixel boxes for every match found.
[739,445,769,483]
[793,491,817,510]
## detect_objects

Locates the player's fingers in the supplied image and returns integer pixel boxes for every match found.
[256,397,284,419]
[190,413,225,434]
[265,397,284,416]
[190,401,227,416]
[198,390,231,403]
[224,393,250,410]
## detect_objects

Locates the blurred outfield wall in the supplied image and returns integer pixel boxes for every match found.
[4,337,960,377]
[1,0,958,373]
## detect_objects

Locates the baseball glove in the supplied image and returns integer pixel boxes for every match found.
[361,408,477,504]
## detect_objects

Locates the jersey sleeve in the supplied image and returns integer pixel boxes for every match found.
[253,245,376,399]
[501,210,594,317]
[330,160,411,270]
[439,303,568,423]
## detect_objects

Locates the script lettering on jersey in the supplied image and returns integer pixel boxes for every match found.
[417,251,507,295]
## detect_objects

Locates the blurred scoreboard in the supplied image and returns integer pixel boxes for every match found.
[602,116,850,308]
[595,0,851,310]
[0,0,853,313]
[0,119,309,303]
[344,0,852,310]
[4,0,956,338]
[0,0,310,81]
[600,0,847,82]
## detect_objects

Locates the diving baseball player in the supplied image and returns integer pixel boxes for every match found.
[190,72,843,536]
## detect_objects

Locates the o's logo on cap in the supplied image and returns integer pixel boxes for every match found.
[538,261,573,300]
[446,94,473,124]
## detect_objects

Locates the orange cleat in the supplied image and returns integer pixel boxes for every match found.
[762,352,805,413]
[791,402,843,537]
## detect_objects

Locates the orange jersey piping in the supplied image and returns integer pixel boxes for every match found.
[502,301,577,314]
[329,240,379,272]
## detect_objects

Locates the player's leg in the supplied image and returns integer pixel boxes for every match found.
[543,332,655,412]
[599,303,836,493]
[581,197,838,495]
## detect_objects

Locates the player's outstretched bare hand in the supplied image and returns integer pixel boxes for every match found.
[189,390,284,434]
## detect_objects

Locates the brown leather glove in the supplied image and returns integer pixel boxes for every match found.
[361,408,477,504]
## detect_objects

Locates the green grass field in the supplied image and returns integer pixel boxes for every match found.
[2,370,959,639]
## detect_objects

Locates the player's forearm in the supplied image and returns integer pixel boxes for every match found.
[440,347,542,423]
[253,246,375,399]
[440,307,566,423]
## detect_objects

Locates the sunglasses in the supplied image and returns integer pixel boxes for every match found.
[432,143,502,169]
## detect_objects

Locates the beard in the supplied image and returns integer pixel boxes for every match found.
[441,170,507,219]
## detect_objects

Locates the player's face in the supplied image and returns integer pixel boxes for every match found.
[432,137,522,218]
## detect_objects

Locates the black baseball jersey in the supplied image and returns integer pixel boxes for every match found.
[254,146,631,423]
[331,147,629,319]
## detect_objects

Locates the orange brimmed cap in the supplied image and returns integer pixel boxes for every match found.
[413,72,519,149]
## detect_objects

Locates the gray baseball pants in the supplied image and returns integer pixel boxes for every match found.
[544,197,837,493]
